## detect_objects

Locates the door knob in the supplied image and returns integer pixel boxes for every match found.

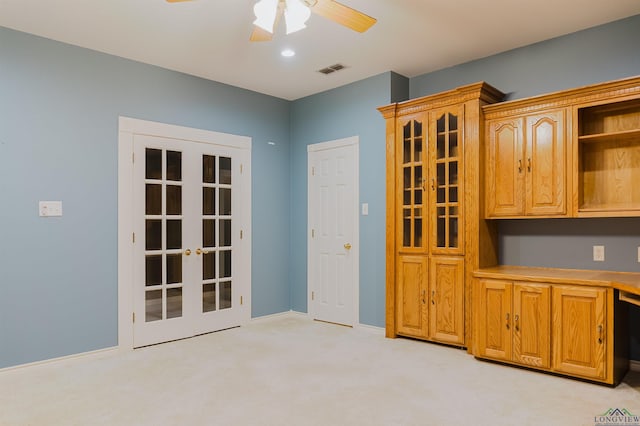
[184,249,192,256]
[344,243,352,250]
[196,248,209,255]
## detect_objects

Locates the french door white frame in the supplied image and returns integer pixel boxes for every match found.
[307,136,360,326]
[118,117,252,350]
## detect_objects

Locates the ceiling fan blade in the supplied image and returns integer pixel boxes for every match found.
[310,0,376,33]
[250,26,274,42]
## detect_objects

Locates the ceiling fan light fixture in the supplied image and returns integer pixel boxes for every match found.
[284,0,311,34]
[253,0,279,33]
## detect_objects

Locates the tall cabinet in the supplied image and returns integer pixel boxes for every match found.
[379,83,504,347]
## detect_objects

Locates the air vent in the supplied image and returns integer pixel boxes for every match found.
[318,63,347,75]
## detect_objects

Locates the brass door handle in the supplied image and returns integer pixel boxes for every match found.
[431,290,435,305]
[184,249,192,256]
[196,248,209,255]
[518,159,522,173]
[344,243,352,250]
[506,313,510,330]
[514,314,519,332]
[527,157,532,172]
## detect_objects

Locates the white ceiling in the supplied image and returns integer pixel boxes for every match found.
[1,0,640,100]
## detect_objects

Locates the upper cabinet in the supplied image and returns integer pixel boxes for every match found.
[486,110,567,217]
[484,75,640,219]
[576,98,640,217]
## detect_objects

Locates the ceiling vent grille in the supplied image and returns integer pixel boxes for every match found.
[318,63,347,75]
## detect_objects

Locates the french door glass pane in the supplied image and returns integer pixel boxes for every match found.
[145,290,162,322]
[220,250,231,278]
[166,220,181,250]
[145,255,162,286]
[203,219,216,248]
[203,252,216,280]
[220,281,232,310]
[219,189,231,215]
[166,185,182,215]
[146,184,161,215]
[166,254,182,284]
[145,149,162,180]
[203,155,216,183]
[203,188,216,215]
[166,151,182,181]
[166,288,183,319]
[145,220,162,250]
[219,157,232,184]
[203,283,216,312]
[219,220,231,247]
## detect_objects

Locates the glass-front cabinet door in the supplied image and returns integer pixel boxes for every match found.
[430,106,464,255]
[397,113,428,253]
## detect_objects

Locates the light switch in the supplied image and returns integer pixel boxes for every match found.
[39,201,63,217]
[362,203,369,216]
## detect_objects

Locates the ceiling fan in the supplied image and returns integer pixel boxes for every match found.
[166,0,377,42]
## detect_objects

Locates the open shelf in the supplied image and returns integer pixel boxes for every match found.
[577,98,640,215]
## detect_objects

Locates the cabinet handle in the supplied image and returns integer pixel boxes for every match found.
[506,313,510,330]
[431,290,435,305]
[598,324,603,344]
[514,314,519,332]
[422,290,426,304]
[527,157,532,172]
[431,178,435,191]
[518,159,522,173]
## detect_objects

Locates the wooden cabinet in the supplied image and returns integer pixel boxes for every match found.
[576,98,640,216]
[396,255,428,338]
[476,279,550,368]
[379,83,504,347]
[429,256,464,344]
[552,285,607,380]
[473,266,632,385]
[486,109,567,217]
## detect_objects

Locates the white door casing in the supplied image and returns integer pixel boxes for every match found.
[308,137,359,326]
[118,117,251,350]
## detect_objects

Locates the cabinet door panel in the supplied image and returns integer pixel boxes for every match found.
[397,114,428,253]
[552,286,607,380]
[430,106,464,254]
[476,279,512,361]
[486,118,525,216]
[396,255,429,338]
[513,283,550,368]
[525,110,566,215]
[429,256,464,344]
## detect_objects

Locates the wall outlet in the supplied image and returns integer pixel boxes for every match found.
[593,245,605,262]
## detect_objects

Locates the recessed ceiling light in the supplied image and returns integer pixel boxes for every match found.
[281,49,296,57]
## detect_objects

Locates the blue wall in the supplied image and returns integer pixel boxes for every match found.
[289,72,399,327]
[409,14,640,361]
[0,27,291,368]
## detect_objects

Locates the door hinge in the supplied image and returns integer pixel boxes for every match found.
[312,291,315,301]
[312,229,315,238]
[132,232,135,243]
[311,166,315,176]
[240,230,243,239]
[240,164,243,174]
[132,312,135,323]
[132,152,135,163]
[240,296,243,305]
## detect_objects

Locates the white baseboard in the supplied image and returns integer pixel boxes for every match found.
[251,310,307,323]
[630,360,640,372]
[0,346,118,373]
[356,323,385,335]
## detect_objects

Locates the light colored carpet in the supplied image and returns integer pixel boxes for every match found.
[1,313,638,426]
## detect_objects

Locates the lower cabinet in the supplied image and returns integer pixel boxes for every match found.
[396,255,464,345]
[476,280,550,368]
[552,285,607,381]
[475,278,617,384]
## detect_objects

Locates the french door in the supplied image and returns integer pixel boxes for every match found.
[132,134,249,347]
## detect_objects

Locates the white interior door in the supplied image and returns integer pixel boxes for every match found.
[308,137,359,326]
[131,133,250,347]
